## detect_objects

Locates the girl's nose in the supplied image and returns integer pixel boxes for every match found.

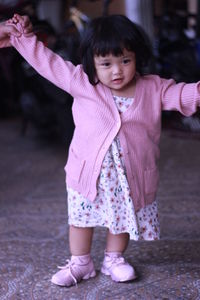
[112,64,122,75]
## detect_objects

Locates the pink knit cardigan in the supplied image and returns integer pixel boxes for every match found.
[7,28,200,211]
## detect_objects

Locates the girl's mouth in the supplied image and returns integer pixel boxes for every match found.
[112,78,123,84]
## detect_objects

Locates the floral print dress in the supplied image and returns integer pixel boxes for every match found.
[67,96,160,240]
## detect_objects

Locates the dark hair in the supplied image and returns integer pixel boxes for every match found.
[80,14,152,85]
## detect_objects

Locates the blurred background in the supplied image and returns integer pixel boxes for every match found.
[1,0,200,146]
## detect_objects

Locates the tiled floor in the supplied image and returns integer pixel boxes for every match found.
[0,119,200,300]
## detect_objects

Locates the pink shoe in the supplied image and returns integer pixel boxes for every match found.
[101,252,136,282]
[51,254,96,287]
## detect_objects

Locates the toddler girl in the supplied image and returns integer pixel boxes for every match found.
[2,13,200,287]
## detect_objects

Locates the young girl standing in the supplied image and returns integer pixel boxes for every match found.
[3,14,200,287]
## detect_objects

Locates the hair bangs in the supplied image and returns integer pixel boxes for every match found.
[92,36,124,57]
[91,24,133,57]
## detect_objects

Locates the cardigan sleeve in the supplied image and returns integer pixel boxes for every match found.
[9,24,77,94]
[161,78,200,116]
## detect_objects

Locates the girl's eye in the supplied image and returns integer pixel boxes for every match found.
[123,59,131,64]
[101,62,110,67]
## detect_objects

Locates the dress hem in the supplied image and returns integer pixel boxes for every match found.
[68,221,160,241]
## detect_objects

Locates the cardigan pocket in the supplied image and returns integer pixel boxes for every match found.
[65,148,85,183]
[144,167,159,194]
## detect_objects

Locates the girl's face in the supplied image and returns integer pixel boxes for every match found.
[94,48,136,96]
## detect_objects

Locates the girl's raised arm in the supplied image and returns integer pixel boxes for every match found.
[5,14,77,94]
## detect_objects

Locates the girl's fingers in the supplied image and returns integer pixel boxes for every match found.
[12,16,19,24]
[6,17,18,25]
[7,24,21,36]
[13,13,20,20]
[22,15,30,25]
[10,14,23,25]
[24,23,33,34]
[6,19,12,25]
[20,16,33,35]
[13,14,29,26]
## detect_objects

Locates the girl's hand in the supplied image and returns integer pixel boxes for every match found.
[0,14,33,48]
[6,14,33,36]
[0,21,21,48]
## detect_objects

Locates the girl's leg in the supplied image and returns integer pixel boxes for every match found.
[105,230,129,253]
[101,230,136,282]
[69,225,94,255]
[51,226,95,286]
